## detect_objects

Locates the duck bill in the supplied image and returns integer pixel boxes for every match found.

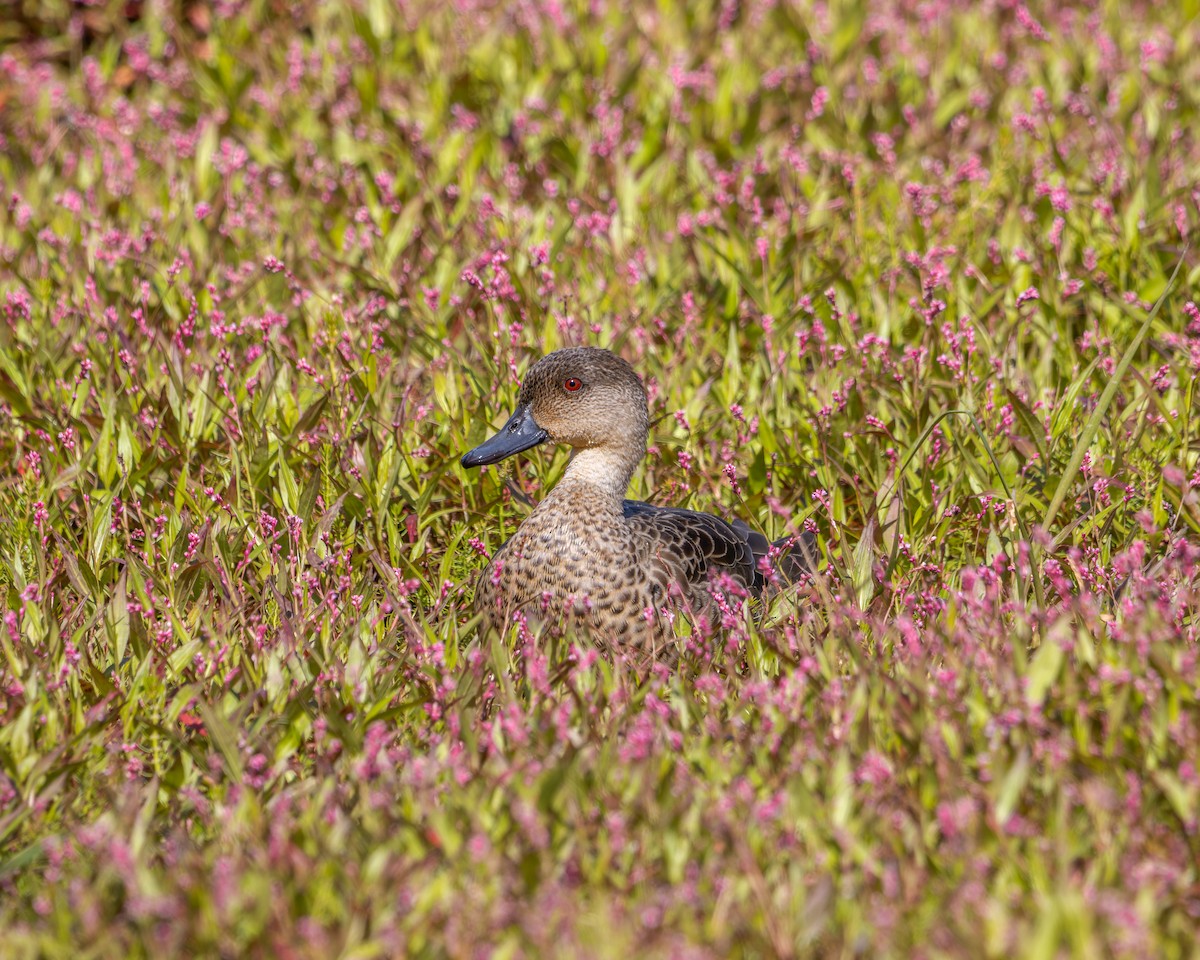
[461,404,549,468]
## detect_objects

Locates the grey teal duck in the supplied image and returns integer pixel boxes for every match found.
[461,347,816,656]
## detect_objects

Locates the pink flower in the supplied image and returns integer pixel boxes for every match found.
[856,752,893,786]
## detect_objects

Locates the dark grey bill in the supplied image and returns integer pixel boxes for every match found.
[461,404,549,468]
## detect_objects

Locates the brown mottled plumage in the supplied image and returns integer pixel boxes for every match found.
[461,347,815,655]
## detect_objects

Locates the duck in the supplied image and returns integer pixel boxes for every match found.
[460,347,816,656]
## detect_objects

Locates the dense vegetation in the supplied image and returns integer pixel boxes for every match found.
[2,0,1199,955]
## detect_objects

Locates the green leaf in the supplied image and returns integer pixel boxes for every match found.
[198,701,244,781]
[748,449,767,494]
[852,519,876,610]
[384,198,424,272]
[1153,770,1197,824]
[278,455,299,515]
[89,496,113,569]
[108,571,129,669]
[1025,637,1064,707]
[994,748,1031,825]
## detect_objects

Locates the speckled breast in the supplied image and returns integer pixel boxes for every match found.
[474,497,670,652]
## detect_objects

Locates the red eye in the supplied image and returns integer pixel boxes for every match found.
[563,377,582,392]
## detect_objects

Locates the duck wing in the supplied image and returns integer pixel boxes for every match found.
[621,500,758,597]
[730,520,819,589]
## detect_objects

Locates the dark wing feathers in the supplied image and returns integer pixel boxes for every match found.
[622,500,756,590]
[732,520,819,589]
[622,500,819,602]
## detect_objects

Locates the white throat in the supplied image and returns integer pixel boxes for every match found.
[561,446,639,499]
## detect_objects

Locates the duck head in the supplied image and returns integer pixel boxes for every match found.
[461,347,649,474]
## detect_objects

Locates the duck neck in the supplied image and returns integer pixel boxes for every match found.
[557,443,642,502]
